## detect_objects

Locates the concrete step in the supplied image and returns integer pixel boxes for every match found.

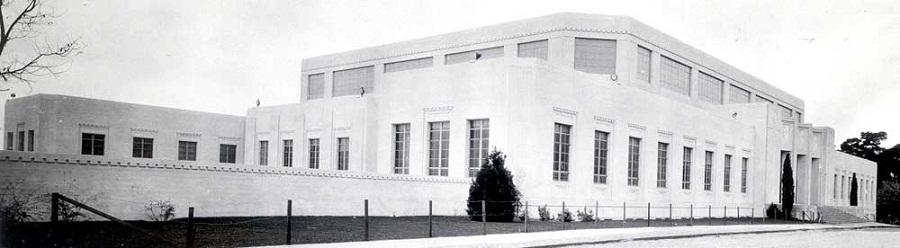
[818,206,869,224]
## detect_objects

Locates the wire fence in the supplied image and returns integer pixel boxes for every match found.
[7,195,817,248]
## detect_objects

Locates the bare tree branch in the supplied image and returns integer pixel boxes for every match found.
[0,0,81,89]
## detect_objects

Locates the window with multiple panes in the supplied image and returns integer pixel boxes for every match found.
[682,147,693,190]
[657,142,668,188]
[283,139,293,167]
[468,119,490,177]
[333,66,374,97]
[81,133,105,156]
[132,137,153,158]
[445,46,504,64]
[384,57,433,73]
[553,123,572,181]
[574,38,617,74]
[741,157,748,193]
[16,130,24,151]
[780,105,793,119]
[308,139,320,169]
[393,124,410,174]
[27,130,34,152]
[307,73,325,100]
[219,144,236,163]
[5,132,12,150]
[428,122,450,176]
[517,40,548,60]
[698,72,723,104]
[259,140,269,165]
[178,141,197,161]
[660,56,691,96]
[593,131,609,184]
[724,154,732,192]
[337,137,350,170]
[628,137,641,186]
[704,151,713,191]
[729,85,751,103]
[637,46,651,82]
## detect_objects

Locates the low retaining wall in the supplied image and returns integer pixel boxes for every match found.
[0,151,470,221]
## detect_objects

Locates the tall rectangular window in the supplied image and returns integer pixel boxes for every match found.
[698,72,724,104]
[841,176,845,200]
[81,133,105,156]
[833,174,838,199]
[259,140,269,165]
[219,144,236,163]
[637,46,651,82]
[333,66,374,97]
[729,85,751,103]
[393,124,410,174]
[428,122,450,176]
[16,130,24,151]
[337,138,349,170]
[132,137,153,158]
[741,157,749,193]
[468,119,490,177]
[657,142,668,188]
[308,139,320,169]
[553,123,572,181]
[384,57,433,73]
[723,154,732,192]
[5,132,12,150]
[593,131,609,184]
[682,147,693,190]
[27,130,34,152]
[517,40,548,60]
[660,55,691,96]
[177,141,196,161]
[574,38,617,74]
[445,46,504,64]
[628,137,641,186]
[283,139,293,167]
[704,151,713,191]
[307,73,325,100]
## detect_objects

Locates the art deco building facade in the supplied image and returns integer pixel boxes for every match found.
[1,13,876,220]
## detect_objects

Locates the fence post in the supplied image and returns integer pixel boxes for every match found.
[623,201,626,223]
[186,207,195,248]
[724,205,727,225]
[524,201,529,233]
[737,207,740,225]
[364,199,369,241]
[286,200,292,245]
[752,207,755,223]
[690,204,693,225]
[708,205,711,225]
[481,200,486,235]
[562,201,566,230]
[428,200,433,238]
[647,202,651,227]
[50,192,59,223]
[595,200,599,225]
[669,203,673,226]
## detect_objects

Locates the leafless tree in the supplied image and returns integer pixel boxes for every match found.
[0,0,82,90]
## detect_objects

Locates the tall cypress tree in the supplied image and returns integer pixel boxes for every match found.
[782,156,794,219]
[466,150,520,222]
[850,173,859,206]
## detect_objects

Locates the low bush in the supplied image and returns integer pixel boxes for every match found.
[538,205,551,221]
[557,208,573,222]
[576,209,595,222]
[145,200,176,221]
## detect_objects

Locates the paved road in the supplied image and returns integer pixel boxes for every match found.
[569,228,900,248]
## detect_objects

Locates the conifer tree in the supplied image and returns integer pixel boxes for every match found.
[782,156,794,219]
[466,150,520,222]
[850,173,859,206]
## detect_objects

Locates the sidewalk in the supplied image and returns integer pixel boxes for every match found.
[257,222,893,248]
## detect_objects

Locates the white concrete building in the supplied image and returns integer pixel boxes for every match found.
[1,13,876,220]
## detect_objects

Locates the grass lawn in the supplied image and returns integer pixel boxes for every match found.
[1,216,808,247]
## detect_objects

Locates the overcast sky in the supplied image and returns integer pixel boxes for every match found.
[3,0,899,146]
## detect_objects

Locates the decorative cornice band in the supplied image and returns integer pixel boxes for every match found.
[552,107,577,116]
